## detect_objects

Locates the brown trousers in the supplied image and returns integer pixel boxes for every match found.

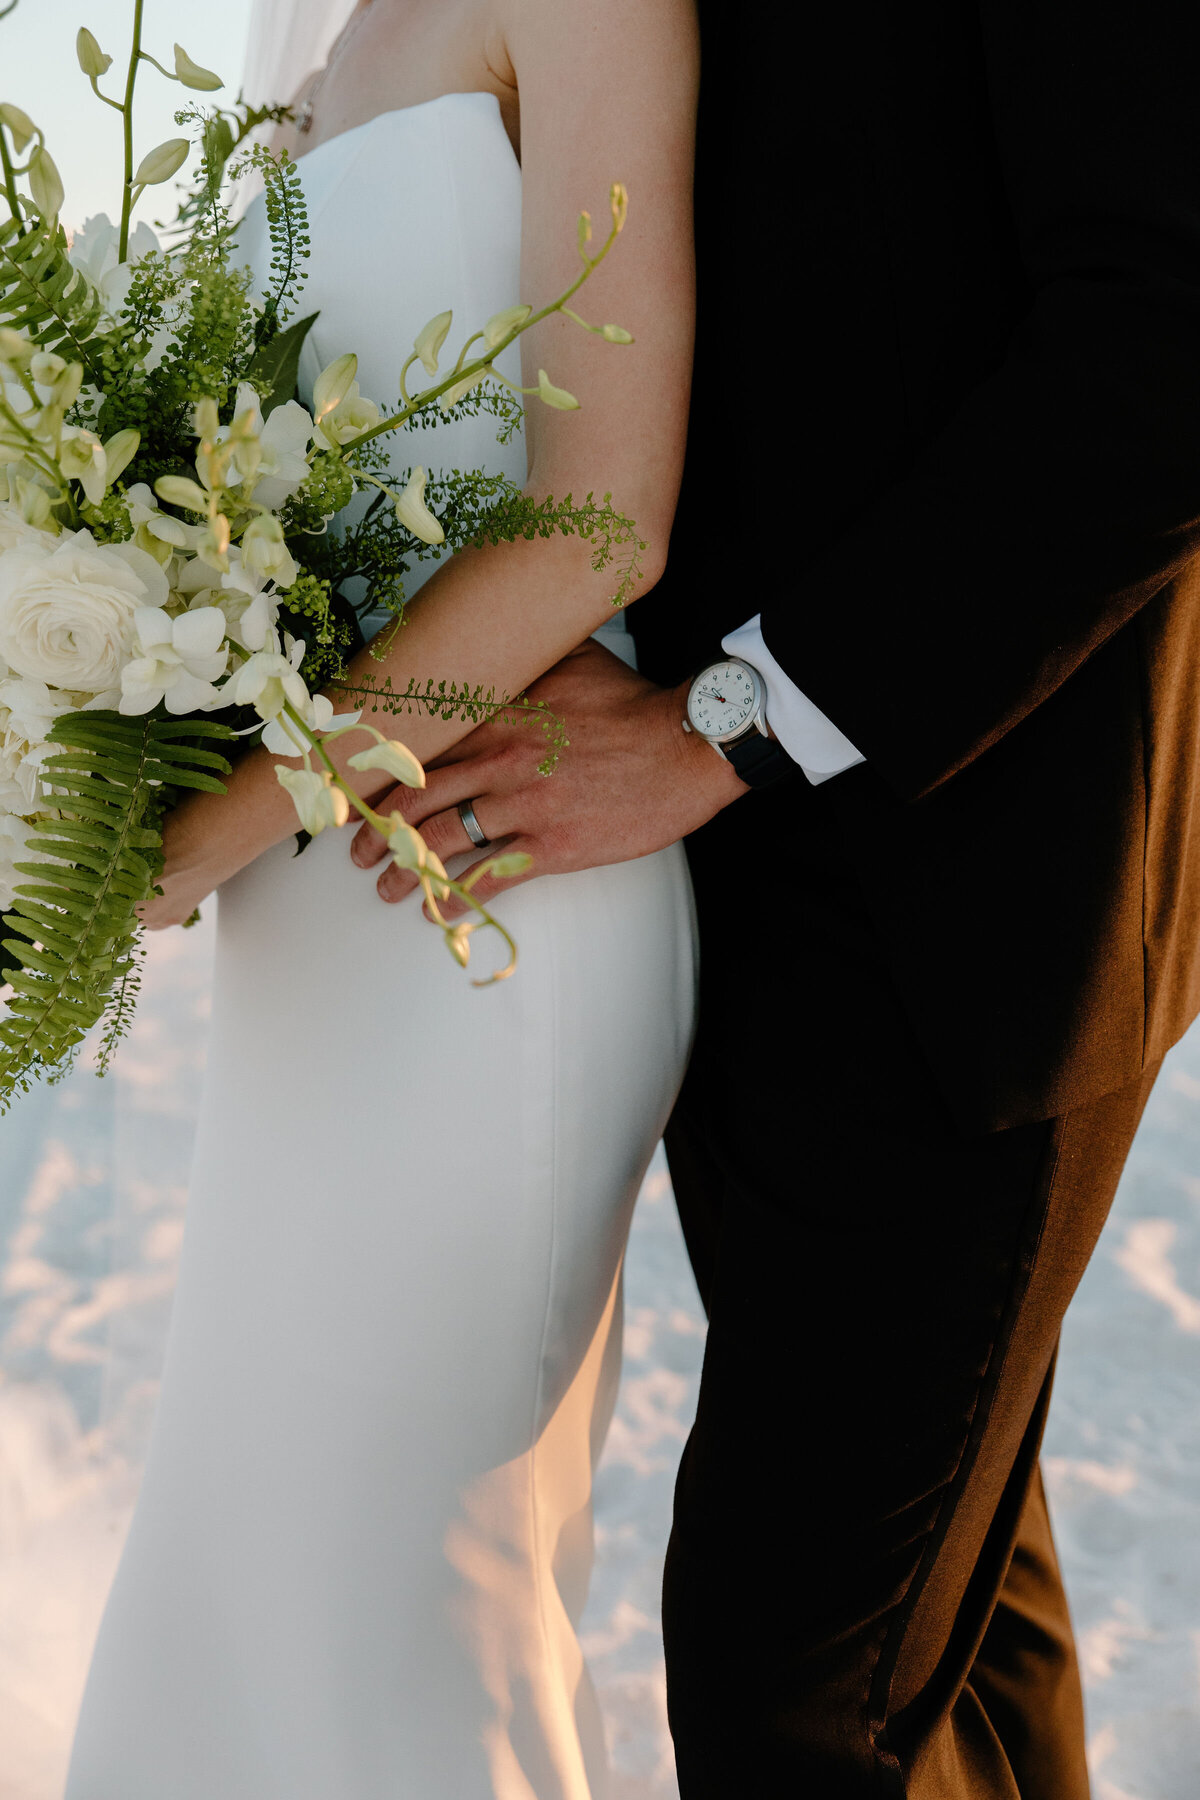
[661,801,1160,1796]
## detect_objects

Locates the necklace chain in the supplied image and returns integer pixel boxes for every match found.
[297,0,375,134]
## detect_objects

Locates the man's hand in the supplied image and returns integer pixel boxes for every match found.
[350,638,748,915]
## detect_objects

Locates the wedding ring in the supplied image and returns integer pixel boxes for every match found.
[458,799,492,850]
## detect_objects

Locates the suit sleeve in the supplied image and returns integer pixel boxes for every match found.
[759,0,1200,802]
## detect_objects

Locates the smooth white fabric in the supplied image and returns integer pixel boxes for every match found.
[721,613,865,785]
[64,95,697,1800]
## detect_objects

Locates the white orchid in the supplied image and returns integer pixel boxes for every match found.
[67,216,170,362]
[219,382,314,510]
[316,380,382,448]
[59,426,108,505]
[275,765,348,835]
[221,635,331,755]
[220,584,281,653]
[124,481,195,565]
[118,604,229,715]
[240,512,298,586]
[261,689,335,755]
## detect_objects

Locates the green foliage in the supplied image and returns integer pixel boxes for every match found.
[79,488,135,542]
[282,447,355,532]
[234,144,311,336]
[275,570,358,688]
[0,712,233,1107]
[303,462,645,625]
[243,310,316,417]
[0,214,106,383]
[168,98,292,252]
[327,673,569,776]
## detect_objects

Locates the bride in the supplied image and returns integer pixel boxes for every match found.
[63,2,699,1795]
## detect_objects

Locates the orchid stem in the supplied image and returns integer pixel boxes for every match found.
[117,0,146,261]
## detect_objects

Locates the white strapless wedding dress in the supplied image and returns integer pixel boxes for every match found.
[64,94,697,1800]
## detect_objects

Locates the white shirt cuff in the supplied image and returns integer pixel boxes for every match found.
[721,614,866,787]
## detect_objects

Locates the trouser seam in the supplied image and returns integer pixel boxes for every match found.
[862,1115,1068,1794]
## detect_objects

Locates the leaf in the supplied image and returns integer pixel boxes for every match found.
[0,710,236,1109]
[244,310,317,417]
[0,214,106,381]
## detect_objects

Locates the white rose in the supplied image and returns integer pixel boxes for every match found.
[0,528,168,693]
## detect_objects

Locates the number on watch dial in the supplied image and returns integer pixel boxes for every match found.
[688,660,757,738]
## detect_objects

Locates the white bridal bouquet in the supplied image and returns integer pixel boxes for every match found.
[0,3,641,1106]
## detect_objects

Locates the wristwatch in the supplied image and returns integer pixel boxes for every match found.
[682,656,797,787]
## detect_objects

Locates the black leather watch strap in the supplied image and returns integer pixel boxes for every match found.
[724,728,797,788]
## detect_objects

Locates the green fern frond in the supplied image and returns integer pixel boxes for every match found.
[0,215,107,381]
[0,711,233,1109]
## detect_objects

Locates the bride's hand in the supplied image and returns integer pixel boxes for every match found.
[133,787,234,931]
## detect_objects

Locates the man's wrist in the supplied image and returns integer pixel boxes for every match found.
[664,678,751,801]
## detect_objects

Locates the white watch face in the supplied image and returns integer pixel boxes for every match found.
[687,659,759,740]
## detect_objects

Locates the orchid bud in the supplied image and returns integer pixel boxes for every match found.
[0,104,36,155]
[15,477,54,532]
[197,514,231,571]
[241,512,288,576]
[601,323,634,344]
[446,924,472,968]
[133,138,189,187]
[103,428,140,487]
[423,849,451,898]
[76,28,112,78]
[577,211,593,255]
[486,851,533,879]
[28,146,64,219]
[192,397,220,440]
[312,352,357,422]
[347,737,426,788]
[29,351,67,387]
[0,327,32,369]
[394,467,444,546]
[174,44,223,91]
[482,304,532,350]
[155,474,210,513]
[437,371,485,412]
[536,368,579,411]
[412,311,451,376]
[610,183,629,231]
[386,815,428,872]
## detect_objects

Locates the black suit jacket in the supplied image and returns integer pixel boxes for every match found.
[631,0,1200,1133]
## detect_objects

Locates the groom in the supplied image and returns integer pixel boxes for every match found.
[358,2,1200,1793]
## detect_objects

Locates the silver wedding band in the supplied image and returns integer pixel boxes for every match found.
[458,799,492,850]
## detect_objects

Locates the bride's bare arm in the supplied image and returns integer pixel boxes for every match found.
[139,0,698,928]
